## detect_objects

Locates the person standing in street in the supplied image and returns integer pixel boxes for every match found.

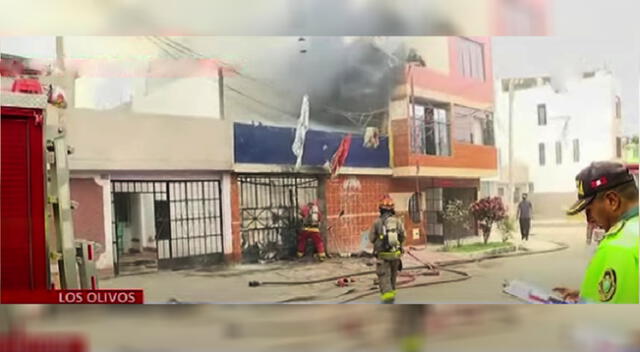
[369,195,406,304]
[516,193,533,241]
[554,161,639,304]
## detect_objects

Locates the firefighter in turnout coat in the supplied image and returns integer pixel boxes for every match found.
[370,195,406,304]
[296,200,327,261]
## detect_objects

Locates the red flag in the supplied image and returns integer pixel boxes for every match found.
[330,134,352,178]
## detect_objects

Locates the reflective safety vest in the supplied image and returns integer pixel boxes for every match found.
[580,206,639,304]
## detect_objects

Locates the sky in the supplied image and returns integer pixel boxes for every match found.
[2,34,637,136]
[1,0,638,134]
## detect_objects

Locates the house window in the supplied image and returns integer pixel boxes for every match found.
[573,139,580,162]
[412,104,451,156]
[615,96,621,119]
[453,106,494,146]
[538,143,545,166]
[457,38,485,82]
[498,187,505,197]
[537,104,547,125]
[616,137,622,158]
[528,182,534,194]
[555,141,562,164]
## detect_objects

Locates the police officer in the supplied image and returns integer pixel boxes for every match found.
[369,195,406,304]
[554,161,639,304]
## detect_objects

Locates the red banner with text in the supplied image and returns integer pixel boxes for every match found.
[1,289,144,304]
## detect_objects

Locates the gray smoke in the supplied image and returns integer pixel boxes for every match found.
[280,37,408,128]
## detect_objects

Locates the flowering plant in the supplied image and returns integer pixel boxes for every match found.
[469,197,507,244]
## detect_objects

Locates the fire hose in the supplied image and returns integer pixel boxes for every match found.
[248,250,472,303]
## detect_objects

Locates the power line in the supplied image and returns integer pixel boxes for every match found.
[145,36,179,60]
[148,36,388,128]
[154,36,206,59]
[157,36,207,59]
[224,83,297,117]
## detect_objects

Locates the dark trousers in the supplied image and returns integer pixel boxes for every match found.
[519,218,531,240]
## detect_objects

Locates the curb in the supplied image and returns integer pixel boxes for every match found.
[433,241,570,267]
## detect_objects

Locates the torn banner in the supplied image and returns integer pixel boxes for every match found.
[330,133,352,178]
[292,94,310,169]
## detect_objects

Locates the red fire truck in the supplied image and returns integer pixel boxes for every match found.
[1,56,97,301]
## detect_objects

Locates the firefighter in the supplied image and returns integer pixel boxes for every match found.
[370,195,406,304]
[296,200,326,261]
[395,305,430,352]
[554,161,639,304]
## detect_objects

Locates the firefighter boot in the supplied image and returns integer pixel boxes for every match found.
[296,251,304,259]
[315,252,326,262]
[381,290,396,304]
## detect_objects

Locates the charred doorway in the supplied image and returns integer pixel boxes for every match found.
[238,175,320,262]
[111,180,224,275]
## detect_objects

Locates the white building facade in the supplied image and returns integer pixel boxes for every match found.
[484,70,623,219]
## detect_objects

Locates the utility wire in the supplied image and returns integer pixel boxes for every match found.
[150,36,389,128]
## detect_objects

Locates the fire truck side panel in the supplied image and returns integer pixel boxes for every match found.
[1,107,48,290]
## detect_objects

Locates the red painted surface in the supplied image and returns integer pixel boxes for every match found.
[432,178,480,188]
[11,78,43,94]
[409,37,493,106]
[1,289,143,304]
[0,333,87,352]
[70,179,106,250]
[228,174,242,262]
[1,107,48,291]
[409,143,498,170]
[325,175,393,253]
[392,118,497,170]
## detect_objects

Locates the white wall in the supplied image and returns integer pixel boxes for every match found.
[132,77,221,119]
[65,109,233,171]
[140,194,157,249]
[493,72,619,194]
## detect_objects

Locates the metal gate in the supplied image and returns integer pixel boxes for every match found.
[238,175,319,261]
[111,180,224,273]
[425,188,444,244]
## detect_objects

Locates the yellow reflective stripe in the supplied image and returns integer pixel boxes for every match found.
[401,335,424,352]
[381,291,396,301]
[378,250,402,260]
[304,227,320,232]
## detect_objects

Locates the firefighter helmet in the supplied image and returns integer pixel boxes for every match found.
[379,195,395,211]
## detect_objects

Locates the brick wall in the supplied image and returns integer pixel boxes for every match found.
[227,173,467,259]
[409,142,498,170]
[392,117,497,171]
[69,178,114,278]
[391,119,410,167]
[324,175,393,254]
[70,178,105,251]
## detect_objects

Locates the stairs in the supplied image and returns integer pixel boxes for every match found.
[117,250,158,276]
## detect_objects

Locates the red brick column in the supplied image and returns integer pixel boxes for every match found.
[228,174,242,262]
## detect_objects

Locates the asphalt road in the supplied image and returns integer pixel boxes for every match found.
[356,223,593,303]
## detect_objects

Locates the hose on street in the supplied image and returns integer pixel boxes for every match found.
[248,249,473,303]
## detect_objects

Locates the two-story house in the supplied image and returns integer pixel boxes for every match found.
[388,37,498,244]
